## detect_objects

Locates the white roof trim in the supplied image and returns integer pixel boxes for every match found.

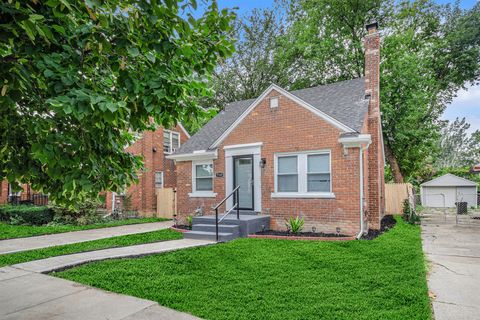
[178,123,191,138]
[421,173,477,187]
[210,84,356,149]
[166,149,217,162]
[339,134,372,148]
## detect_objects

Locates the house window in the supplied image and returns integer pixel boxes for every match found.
[194,162,214,192]
[163,130,180,153]
[307,154,330,192]
[155,171,164,188]
[277,156,298,192]
[274,151,332,198]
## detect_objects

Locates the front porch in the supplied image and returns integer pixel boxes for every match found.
[184,211,270,242]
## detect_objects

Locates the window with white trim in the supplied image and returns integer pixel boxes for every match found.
[163,130,180,154]
[275,151,331,196]
[155,171,164,188]
[194,162,214,192]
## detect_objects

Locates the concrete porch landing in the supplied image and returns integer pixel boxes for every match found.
[184,213,270,242]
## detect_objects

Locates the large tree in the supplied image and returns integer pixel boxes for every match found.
[206,0,480,183]
[0,0,235,205]
[278,0,480,182]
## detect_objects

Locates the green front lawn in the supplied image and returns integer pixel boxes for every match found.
[0,217,168,240]
[57,217,431,320]
[0,229,182,267]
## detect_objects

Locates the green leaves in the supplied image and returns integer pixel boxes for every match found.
[0,0,235,206]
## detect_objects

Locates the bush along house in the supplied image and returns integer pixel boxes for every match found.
[104,123,190,216]
[167,22,385,241]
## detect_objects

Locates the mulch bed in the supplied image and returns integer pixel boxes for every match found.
[250,230,355,241]
[361,215,396,240]
[170,225,191,233]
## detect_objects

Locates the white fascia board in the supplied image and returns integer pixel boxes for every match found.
[165,150,217,162]
[338,134,372,148]
[210,84,356,149]
[223,142,263,150]
[178,123,191,138]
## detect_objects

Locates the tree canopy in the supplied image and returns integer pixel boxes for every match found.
[206,0,480,183]
[0,0,235,205]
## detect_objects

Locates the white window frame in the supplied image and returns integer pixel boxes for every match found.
[163,130,180,154]
[155,171,164,188]
[189,160,217,198]
[272,150,335,199]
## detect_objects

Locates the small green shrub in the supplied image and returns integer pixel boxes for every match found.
[186,215,193,229]
[285,216,305,234]
[0,205,53,225]
[402,199,420,224]
[52,199,103,225]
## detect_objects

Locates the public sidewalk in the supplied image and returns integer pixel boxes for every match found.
[0,221,173,254]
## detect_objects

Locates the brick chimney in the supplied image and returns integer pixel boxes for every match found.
[364,21,385,230]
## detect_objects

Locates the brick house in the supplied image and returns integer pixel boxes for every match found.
[167,23,385,238]
[1,123,190,214]
[104,123,190,215]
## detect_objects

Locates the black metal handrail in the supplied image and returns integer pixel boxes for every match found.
[214,186,240,242]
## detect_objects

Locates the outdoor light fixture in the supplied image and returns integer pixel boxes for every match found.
[152,147,157,153]
[260,158,266,168]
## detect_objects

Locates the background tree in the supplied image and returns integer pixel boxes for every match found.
[436,118,477,168]
[203,0,479,183]
[201,5,287,110]
[0,0,235,205]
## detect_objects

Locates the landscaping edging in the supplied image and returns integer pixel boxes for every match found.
[170,226,190,233]
[248,234,356,241]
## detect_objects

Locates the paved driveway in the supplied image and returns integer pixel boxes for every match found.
[422,212,480,320]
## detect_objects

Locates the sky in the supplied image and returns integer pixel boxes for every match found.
[194,0,479,132]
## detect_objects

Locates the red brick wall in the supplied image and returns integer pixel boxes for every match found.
[364,24,385,230]
[176,90,363,236]
[106,124,189,215]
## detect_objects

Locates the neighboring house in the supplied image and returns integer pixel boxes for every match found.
[105,123,190,215]
[0,124,190,216]
[167,22,385,237]
[421,174,478,208]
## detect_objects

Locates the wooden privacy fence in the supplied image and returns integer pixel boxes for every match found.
[156,188,176,219]
[385,183,413,214]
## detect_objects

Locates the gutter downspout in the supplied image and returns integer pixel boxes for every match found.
[356,143,370,239]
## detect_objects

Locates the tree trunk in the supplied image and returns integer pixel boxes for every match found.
[384,143,404,183]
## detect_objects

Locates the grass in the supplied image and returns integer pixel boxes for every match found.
[57,217,431,320]
[0,229,182,267]
[0,217,168,240]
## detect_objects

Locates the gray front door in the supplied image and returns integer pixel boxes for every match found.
[233,155,254,210]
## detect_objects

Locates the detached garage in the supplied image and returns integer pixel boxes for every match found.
[421,174,478,208]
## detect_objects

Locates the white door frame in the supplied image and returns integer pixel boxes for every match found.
[224,143,262,212]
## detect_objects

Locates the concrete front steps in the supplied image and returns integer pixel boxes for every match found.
[184,212,270,242]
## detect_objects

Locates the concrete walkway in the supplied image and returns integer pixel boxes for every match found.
[0,238,213,319]
[422,212,480,320]
[0,221,172,254]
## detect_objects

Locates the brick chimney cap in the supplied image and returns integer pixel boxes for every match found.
[366,21,379,32]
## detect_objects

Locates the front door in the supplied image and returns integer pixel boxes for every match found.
[233,155,254,210]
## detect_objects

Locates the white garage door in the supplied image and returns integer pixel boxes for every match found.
[422,186,457,207]
[422,186,477,208]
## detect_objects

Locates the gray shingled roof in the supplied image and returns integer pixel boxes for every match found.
[176,78,368,155]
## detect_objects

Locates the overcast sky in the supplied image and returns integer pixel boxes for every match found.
[196,0,479,132]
